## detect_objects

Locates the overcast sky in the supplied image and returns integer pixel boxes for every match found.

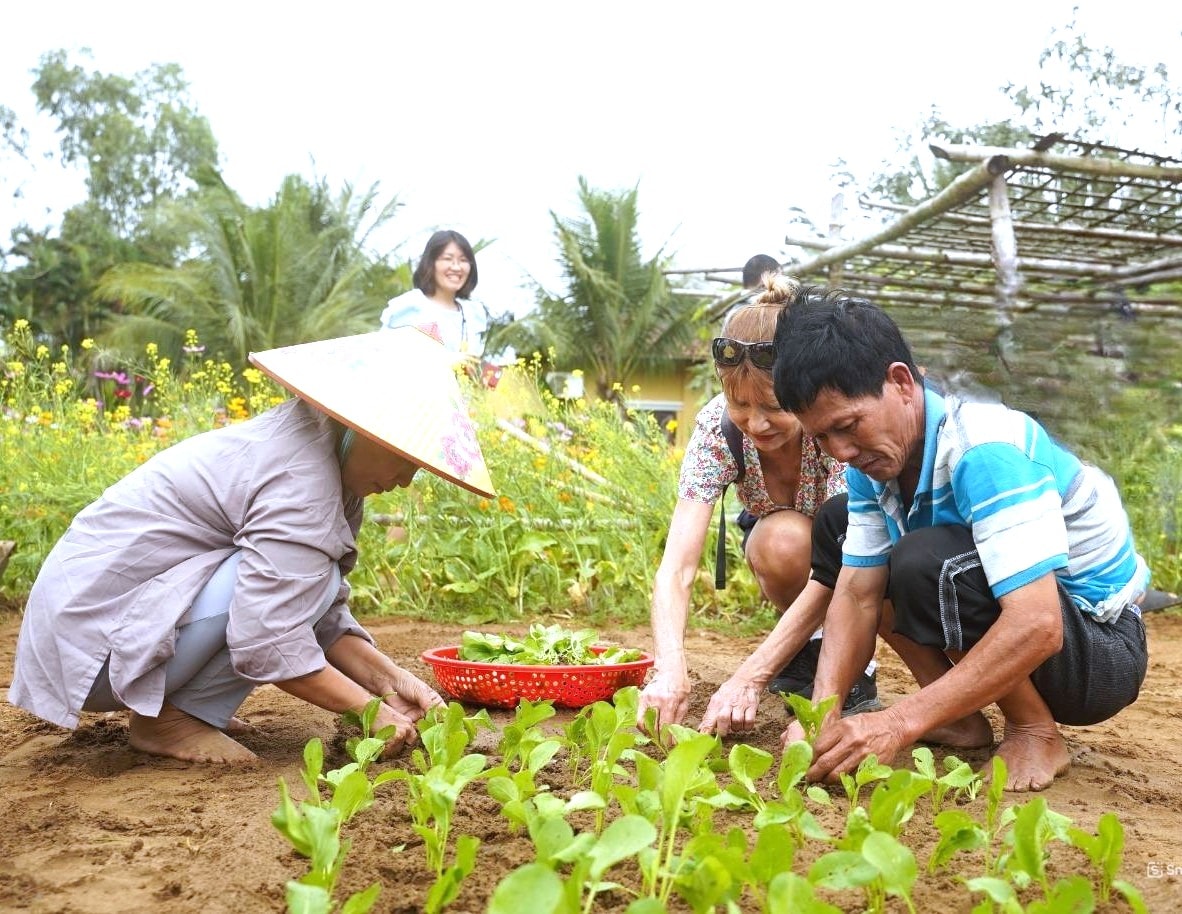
[2,1,1179,316]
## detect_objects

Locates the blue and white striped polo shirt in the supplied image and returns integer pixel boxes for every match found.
[842,386,1148,620]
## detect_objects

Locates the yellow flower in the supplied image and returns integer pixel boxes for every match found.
[242,367,263,385]
[6,361,24,375]
[630,384,640,393]
[145,342,158,357]
[612,381,623,392]
[35,345,49,360]
[664,419,678,432]
[81,338,95,350]
[571,369,583,378]
[13,319,29,331]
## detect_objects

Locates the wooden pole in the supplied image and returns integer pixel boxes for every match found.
[782,156,1011,276]
[930,143,1182,183]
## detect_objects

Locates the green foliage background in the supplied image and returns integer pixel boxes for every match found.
[0,325,773,632]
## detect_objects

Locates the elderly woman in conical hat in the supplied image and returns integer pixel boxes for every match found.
[8,328,495,764]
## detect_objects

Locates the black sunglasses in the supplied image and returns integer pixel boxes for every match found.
[711,337,777,370]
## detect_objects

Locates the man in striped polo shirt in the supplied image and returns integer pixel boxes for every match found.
[772,289,1150,791]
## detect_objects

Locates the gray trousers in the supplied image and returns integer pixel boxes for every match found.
[83,551,340,728]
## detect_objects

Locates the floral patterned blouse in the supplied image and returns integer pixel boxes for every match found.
[677,394,847,518]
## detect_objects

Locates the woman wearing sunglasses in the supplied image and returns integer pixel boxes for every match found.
[639,274,879,734]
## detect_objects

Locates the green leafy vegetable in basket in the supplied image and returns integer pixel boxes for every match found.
[458,623,643,666]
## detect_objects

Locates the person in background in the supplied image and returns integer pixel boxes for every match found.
[379,229,489,357]
[9,328,496,765]
[638,273,880,734]
[774,288,1149,790]
[741,253,781,292]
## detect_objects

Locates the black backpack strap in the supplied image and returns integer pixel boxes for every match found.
[721,412,746,483]
[714,412,747,589]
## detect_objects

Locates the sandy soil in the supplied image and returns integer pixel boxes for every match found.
[1,611,1180,913]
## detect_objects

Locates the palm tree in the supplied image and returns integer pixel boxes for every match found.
[94,171,409,367]
[490,177,703,402]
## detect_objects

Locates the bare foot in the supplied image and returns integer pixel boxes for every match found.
[129,705,258,764]
[991,720,1071,791]
[919,711,994,749]
[223,716,255,735]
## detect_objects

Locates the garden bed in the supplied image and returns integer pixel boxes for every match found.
[1,612,1180,912]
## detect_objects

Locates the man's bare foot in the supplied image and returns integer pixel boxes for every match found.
[991,720,1071,791]
[129,705,258,764]
[919,711,994,749]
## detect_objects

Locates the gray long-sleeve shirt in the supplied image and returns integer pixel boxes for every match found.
[9,398,372,729]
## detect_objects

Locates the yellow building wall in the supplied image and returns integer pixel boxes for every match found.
[620,363,700,449]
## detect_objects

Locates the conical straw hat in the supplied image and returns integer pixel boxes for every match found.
[249,327,496,497]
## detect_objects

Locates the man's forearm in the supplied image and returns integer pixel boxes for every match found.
[885,575,1063,742]
[811,567,885,706]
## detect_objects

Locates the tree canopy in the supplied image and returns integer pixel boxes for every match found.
[490,177,703,401]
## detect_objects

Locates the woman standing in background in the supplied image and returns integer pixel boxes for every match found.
[379,229,489,357]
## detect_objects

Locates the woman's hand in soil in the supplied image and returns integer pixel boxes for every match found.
[379,665,447,724]
[699,675,762,736]
[373,702,421,756]
[638,669,691,728]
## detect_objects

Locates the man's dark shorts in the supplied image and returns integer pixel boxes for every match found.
[811,494,1149,726]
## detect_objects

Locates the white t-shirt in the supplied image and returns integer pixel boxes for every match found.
[377,289,488,355]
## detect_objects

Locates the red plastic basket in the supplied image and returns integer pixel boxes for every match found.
[420,645,654,709]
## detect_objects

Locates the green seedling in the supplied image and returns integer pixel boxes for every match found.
[638,705,675,758]
[1001,795,1074,899]
[1066,811,1125,902]
[749,740,828,847]
[1024,874,1094,913]
[911,747,980,813]
[866,769,932,838]
[840,753,892,809]
[782,693,839,746]
[514,813,656,914]
[487,863,564,914]
[497,697,558,771]
[415,701,495,772]
[669,829,750,914]
[861,829,919,914]
[703,742,775,815]
[810,830,918,914]
[391,751,487,876]
[487,756,591,833]
[928,808,988,873]
[749,824,798,890]
[964,875,1023,914]
[340,696,398,767]
[765,871,842,914]
[423,834,480,914]
[285,879,381,914]
[1110,879,1149,914]
[983,754,1008,875]
[627,730,721,903]
[836,805,873,853]
[572,815,658,914]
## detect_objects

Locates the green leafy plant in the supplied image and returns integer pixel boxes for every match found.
[782,693,840,746]
[458,623,643,664]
